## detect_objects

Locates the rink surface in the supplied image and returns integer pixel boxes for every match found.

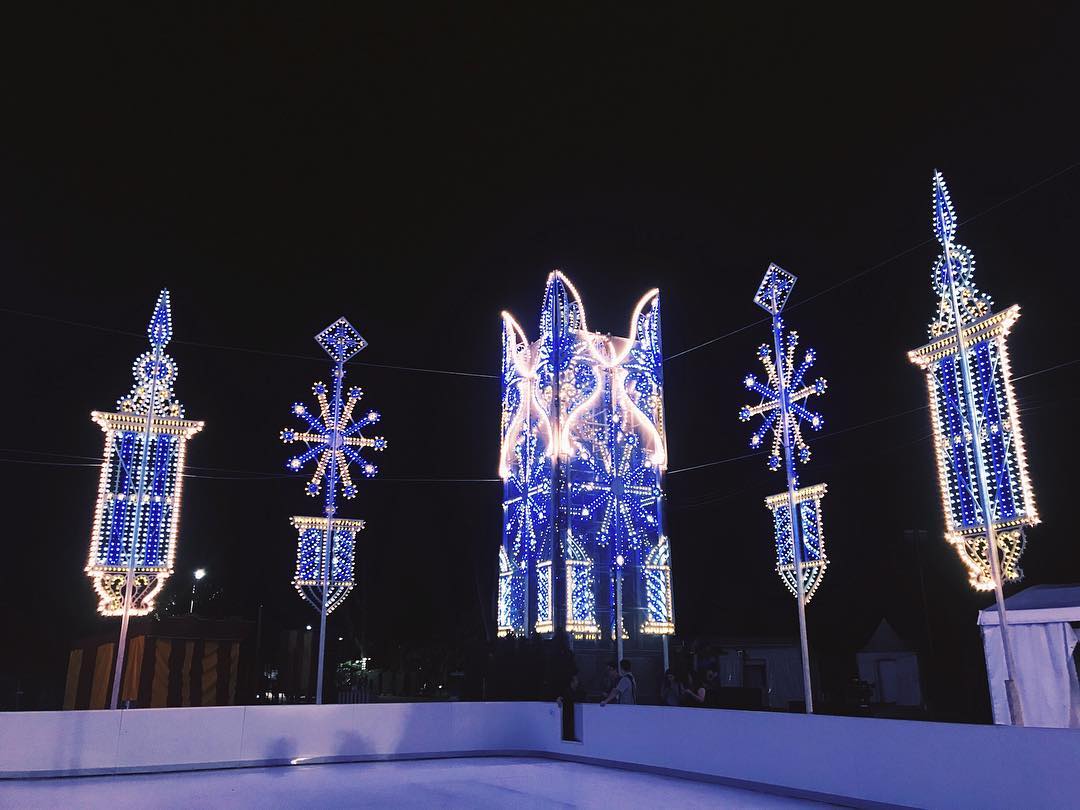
[0,756,836,809]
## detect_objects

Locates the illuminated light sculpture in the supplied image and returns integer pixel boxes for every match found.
[280,316,386,704]
[738,263,827,713]
[86,289,204,709]
[908,171,1038,725]
[497,272,673,658]
[764,484,828,602]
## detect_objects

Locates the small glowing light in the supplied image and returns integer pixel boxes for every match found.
[194,568,206,580]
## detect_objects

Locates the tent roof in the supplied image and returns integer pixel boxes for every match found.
[859,619,913,653]
[977,584,1080,626]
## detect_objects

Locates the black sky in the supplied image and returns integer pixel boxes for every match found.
[1,5,1078,717]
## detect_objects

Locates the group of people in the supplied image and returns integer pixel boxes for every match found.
[660,667,721,708]
[556,660,723,711]
[555,660,726,741]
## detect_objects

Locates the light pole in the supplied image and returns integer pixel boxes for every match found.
[109,296,166,712]
[615,554,625,663]
[934,174,1023,725]
[738,263,828,714]
[189,568,206,614]
[280,317,384,705]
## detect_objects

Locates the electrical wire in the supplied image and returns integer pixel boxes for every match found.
[0,305,497,380]
[663,158,1080,361]
[2,345,1077,481]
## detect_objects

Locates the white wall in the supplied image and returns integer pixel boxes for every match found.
[3,702,1080,809]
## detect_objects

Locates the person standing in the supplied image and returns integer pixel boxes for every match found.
[600,659,636,706]
[660,669,682,706]
[555,672,585,740]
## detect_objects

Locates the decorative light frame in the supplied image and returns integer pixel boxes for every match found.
[86,290,203,616]
[764,484,829,602]
[281,316,386,614]
[908,173,1038,589]
[498,272,674,640]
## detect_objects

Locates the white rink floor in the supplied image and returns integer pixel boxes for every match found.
[0,756,837,809]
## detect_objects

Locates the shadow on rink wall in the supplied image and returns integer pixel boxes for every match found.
[2,702,1079,809]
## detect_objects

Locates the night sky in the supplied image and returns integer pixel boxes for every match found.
[2,6,1078,717]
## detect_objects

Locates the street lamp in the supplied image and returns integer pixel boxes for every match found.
[189,568,206,614]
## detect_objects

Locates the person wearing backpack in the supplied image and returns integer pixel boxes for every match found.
[599,659,636,706]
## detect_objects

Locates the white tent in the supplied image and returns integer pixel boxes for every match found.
[856,619,922,706]
[978,584,1080,728]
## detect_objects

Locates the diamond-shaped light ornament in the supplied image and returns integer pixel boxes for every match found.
[753,263,797,315]
[315,317,368,362]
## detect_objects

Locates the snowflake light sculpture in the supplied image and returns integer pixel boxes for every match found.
[908,172,1038,590]
[740,332,827,477]
[280,316,386,615]
[87,290,203,616]
[281,381,386,500]
[280,316,387,705]
[572,433,663,563]
[737,263,829,713]
[738,263,829,599]
[497,272,673,644]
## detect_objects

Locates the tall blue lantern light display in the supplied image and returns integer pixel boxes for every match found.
[498,272,674,665]
[908,172,1039,725]
[280,317,387,704]
[87,290,204,709]
[738,263,827,713]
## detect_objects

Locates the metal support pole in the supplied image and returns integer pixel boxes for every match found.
[662,633,669,671]
[110,341,162,711]
[771,286,814,714]
[550,283,567,641]
[940,229,1024,725]
[615,562,624,663]
[315,358,345,705]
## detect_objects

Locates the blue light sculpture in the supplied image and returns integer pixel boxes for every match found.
[908,171,1039,725]
[280,316,386,704]
[498,273,673,656]
[87,289,204,708]
[738,263,827,713]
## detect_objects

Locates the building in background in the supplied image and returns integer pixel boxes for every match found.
[497,272,674,658]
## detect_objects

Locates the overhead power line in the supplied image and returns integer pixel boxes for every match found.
[663,158,1080,362]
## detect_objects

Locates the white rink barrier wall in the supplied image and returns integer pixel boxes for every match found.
[2,702,1080,809]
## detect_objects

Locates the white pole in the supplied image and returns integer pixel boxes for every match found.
[939,209,1024,725]
[110,340,162,711]
[771,285,813,714]
[617,557,626,665]
[662,634,669,671]
[315,358,345,705]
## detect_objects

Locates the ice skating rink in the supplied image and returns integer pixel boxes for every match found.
[0,756,834,809]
